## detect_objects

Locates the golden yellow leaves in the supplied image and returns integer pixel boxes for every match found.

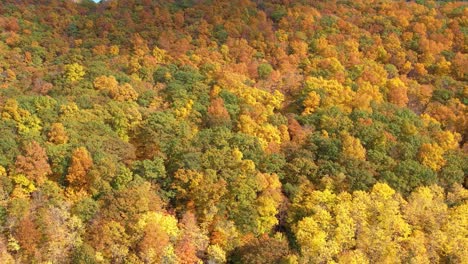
[232,148,244,161]
[255,173,283,234]
[306,77,354,112]
[238,114,282,149]
[418,130,460,172]
[48,122,68,144]
[206,244,227,263]
[386,78,409,107]
[435,131,461,152]
[217,72,285,149]
[109,45,120,56]
[341,132,366,161]
[1,99,42,136]
[93,75,138,102]
[10,174,36,198]
[292,183,419,263]
[152,46,168,64]
[93,75,119,91]
[354,82,383,112]
[443,202,468,261]
[64,63,85,83]
[302,91,320,115]
[175,99,194,119]
[4,69,16,82]
[295,216,330,261]
[302,77,373,114]
[137,212,180,239]
[418,143,445,171]
[111,83,139,102]
[301,75,404,115]
[420,113,440,127]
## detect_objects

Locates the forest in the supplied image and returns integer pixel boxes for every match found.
[0,0,467,263]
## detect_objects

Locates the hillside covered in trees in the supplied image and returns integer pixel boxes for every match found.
[0,0,467,263]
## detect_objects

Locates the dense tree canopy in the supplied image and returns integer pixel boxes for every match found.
[0,0,466,263]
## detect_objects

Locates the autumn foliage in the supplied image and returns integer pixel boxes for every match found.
[0,0,466,263]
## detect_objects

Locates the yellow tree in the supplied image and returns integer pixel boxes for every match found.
[341,132,366,161]
[418,143,446,171]
[441,202,468,262]
[109,45,120,56]
[48,122,68,144]
[93,75,119,91]
[354,82,383,112]
[1,99,42,136]
[434,131,460,152]
[94,76,138,101]
[292,186,357,263]
[302,91,320,115]
[291,185,339,262]
[295,216,332,262]
[64,63,85,83]
[255,173,283,234]
[90,220,130,262]
[152,46,169,63]
[403,186,448,263]
[352,183,411,263]
[304,77,355,113]
[110,83,139,102]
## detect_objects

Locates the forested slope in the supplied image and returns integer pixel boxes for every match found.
[0,0,467,263]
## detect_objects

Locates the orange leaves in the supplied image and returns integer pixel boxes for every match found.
[207,97,230,126]
[131,33,150,57]
[48,123,68,144]
[386,78,409,107]
[5,32,20,46]
[451,52,467,80]
[66,147,93,191]
[357,60,388,87]
[3,17,20,32]
[15,216,41,256]
[137,221,170,263]
[91,220,130,261]
[0,1,466,263]
[93,75,118,91]
[93,76,138,102]
[110,83,139,102]
[92,45,107,56]
[15,141,51,186]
